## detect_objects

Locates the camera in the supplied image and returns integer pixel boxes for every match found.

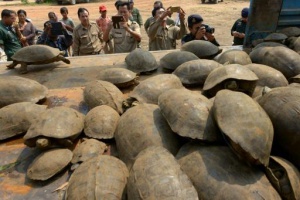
[203,24,215,34]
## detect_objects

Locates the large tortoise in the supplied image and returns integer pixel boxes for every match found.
[7,45,70,74]
[215,49,252,65]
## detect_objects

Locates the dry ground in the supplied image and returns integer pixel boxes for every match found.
[2,0,250,49]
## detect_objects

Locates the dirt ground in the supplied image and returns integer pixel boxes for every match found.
[2,0,250,48]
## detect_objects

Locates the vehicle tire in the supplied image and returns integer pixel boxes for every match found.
[84,0,89,2]
[201,0,205,3]
[71,0,76,5]
[213,0,218,3]
[57,0,62,4]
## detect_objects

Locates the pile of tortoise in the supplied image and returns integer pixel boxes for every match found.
[1,29,300,200]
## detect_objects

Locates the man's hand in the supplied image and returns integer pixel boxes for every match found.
[160,8,172,20]
[205,32,215,41]
[195,27,206,40]
[179,7,185,20]
[120,21,129,31]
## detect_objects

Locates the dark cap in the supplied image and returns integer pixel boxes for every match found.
[188,14,203,27]
[241,8,249,18]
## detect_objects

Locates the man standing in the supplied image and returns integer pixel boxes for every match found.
[231,8,249,45]
[0,9,21,61]
[103,2,141,53]
[129,0,143,27]
[73,8,103,56]
[181,14,219,46]
[148,7,187,51]
[96,5,113,54]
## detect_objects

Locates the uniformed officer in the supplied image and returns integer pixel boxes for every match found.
[73,8,103,56]
[103,2,141,53]
[147,6,187,51]
[128,0,143,27]
[0,9,22,61]
[181,14,219,46]
[231,8,249,45]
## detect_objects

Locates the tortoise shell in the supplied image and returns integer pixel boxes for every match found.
[215,49,252,65]
[27,148,73,181]
[0,76,48,108]
[125,48,158,73]
[181,40,221,59]
[278,27,300,37]
[213,90,274,166]
[264,33,288,42]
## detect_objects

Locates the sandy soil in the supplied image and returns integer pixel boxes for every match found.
[2,0,250,48]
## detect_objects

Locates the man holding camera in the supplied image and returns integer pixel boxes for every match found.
[147,6,187,51]
[181,14,219,46]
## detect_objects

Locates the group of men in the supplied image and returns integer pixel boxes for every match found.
[0,0,249,62]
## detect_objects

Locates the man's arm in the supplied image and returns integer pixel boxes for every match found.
[175,11,187,39]
[137,10,143,27]
[144,17,150,31]
[122,22,141,42]
[103,21,113,43]
[72,29,79,56]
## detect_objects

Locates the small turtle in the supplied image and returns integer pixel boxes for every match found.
[0,76,48,108]
[176,143,281,200]
[128,146,198,200]
[96,68,138,88]
[84,105,120,139]
[264,33,288,43]
[159,51,199,72]
[27,148,73,181]
[123,74,183,108]
[181,40,222,59]
[23,106,85,149]
[257,87,300,169]
[65,155,129,200]
[265,156,300,200]
[115,104,180,169]
[203,64,258,98]
[245,63,288,97]
[125,48,158,74]
[250,46,300,79]
[213,90,274,166]
[71,139,107,166]
[0,102,47,140]
[215,49,252,65]
[83,80,124,114]
[7,45,70,74]
[158,88,221,142]
[278,27,300,37]
[173,59,222,86]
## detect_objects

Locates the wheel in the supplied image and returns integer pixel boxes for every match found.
[70,0,76,5]
[84,0,89,2]
[201,0,205,3]
[213,0,218,3]
[57,0,62,4]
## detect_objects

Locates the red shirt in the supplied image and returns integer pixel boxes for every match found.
[96,16,111,33]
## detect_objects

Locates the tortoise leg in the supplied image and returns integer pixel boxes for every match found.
[7,61,18,69]
[19,62,28,74]
[57,55,70,64]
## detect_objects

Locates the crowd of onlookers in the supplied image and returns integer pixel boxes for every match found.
[0,0,249,62]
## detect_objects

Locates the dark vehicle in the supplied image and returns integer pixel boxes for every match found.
[201,0,223,4]
[57,0,89,5]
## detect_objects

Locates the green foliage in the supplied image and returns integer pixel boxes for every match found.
[21,0,29,4]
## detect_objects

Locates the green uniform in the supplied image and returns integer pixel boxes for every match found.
[130,7,143,27]
[0,20,21,61]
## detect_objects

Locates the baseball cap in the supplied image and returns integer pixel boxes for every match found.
[188,14,203,28]
[241,8,249,18]
[99,5,107,12]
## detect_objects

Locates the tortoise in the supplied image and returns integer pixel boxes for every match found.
[253,41,287,49]
[245,63,288,97]
[7,45,70,74]
[71,139,107,165]
[96,67,138,88]
[257,86,300,169]
[212,90,274,166]
[278,27,300,37]
[159,51,199,72]
[0,76,48,108]
[0,102,47,141]
[265,156,300,200]
[65,155,129,200]
[264,33,288,43]
[176,143,281,200]
[181,40,222,59]
[115,104,180,169]
[84,105,120,139]
[128,146,198,200]
[288,74,300,84]
[158,88,221,142]
[123,74,183,108]
[249,46,271,63]
[286,36,300,54]
[173,59,222,86]
[23,106,85,149]
[215,49,252,65]
[125,48,158,74]
[83,80,124,114]
[203,64,258,98]
[250,46,300,79]
[27,148,73,181]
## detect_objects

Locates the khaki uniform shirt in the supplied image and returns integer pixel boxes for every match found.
[73,22,103,56]
[148,18,187,51]
[109,20,140,53]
